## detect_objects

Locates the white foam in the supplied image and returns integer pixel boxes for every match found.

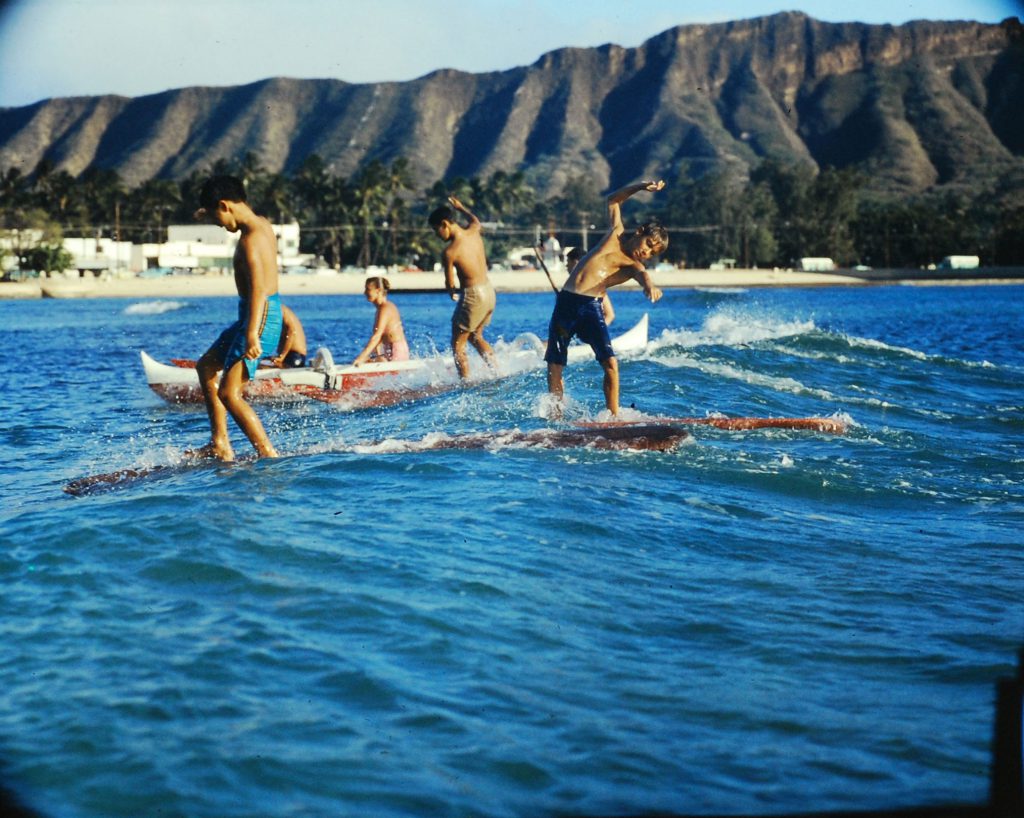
[649,309,816,351]
[844,334,929,360]
[123,300,187,315]
[844,334,1002,370]
[655,351,892,409]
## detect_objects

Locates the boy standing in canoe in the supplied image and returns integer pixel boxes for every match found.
[545,180,667,416]
[190,175,282,460]
[428,196,497,379]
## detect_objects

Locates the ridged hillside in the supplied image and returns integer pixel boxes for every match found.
[1,12,1021,196]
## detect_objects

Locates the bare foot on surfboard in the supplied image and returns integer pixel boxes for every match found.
[182,442,235,462]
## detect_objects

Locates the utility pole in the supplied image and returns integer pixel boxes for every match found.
[114,200,121,273]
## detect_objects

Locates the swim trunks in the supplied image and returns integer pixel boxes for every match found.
[382,339,410,362]
[452,282,496,333]
[544,289,614,366]
[209,293,283,379]
[279,351,306,368]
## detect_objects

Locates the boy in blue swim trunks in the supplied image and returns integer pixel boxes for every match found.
[191,175,282,460]
[545,179,667,416]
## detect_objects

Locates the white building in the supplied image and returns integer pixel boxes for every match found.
[938,255,980,269]
[57,222,306,275]
[63,237,135,273]
[799,257,835,272]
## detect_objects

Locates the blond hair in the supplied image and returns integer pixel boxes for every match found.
[365,276,391,292]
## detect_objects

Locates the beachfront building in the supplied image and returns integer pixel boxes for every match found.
[4,222,308,277]
[799,257,836,272]
[63,236,135,275]
[938,255,981,269]
[131,222,306,274]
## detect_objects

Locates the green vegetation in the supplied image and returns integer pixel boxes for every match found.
[2,153,1022,270]
[24,244,73,276]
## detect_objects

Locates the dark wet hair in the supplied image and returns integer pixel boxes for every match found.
[365,276,391,292]
[199,175,247,210]
[428,205,456,228]
[637,221,669,251]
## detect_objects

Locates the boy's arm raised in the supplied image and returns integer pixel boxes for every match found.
[448,196,481,230]
[606,179,665,232]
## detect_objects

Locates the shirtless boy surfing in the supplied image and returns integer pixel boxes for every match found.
[428,196,497,379]
[191,175,282,460]
[545,180,667,416]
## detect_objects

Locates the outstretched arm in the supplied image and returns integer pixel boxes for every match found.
[629,265,663,304]
[606,179,665,231]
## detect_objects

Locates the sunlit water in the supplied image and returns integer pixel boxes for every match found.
[2,283,1022,818]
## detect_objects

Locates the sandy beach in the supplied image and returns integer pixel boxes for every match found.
[1,266,1021,300]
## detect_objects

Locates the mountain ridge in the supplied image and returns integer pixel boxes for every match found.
[1,11,1021,196]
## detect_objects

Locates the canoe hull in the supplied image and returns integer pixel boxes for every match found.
[141,314,650,405]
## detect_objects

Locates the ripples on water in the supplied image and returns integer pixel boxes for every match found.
[1,285,1022,818]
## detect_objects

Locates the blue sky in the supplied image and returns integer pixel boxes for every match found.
[0,0,1020,108]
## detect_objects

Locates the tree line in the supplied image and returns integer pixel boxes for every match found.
[2,152,1022,272]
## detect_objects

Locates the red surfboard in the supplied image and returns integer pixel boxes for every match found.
[64,424,689,496]
[578,416,847,433]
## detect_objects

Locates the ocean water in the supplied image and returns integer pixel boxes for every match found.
[1,283,1022,818]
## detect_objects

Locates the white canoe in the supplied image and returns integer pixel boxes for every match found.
[141,312,649,404]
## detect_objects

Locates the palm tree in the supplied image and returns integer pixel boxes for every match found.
[290,154,331,229]
[126,178,181,242]
[382,158,414,265]
[78,166,125,238]
[35,168,81,229]
[353,160,389,267]
[238,151,266,192]
[254,173,293,224]
[0,167,30,224]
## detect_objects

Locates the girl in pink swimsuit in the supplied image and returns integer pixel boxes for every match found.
[353,276,410,364]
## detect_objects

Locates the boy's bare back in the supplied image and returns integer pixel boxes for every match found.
[442,197,489,288]
[444,234,488,288]
[233,216,279,300]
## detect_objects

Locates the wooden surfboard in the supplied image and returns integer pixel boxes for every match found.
[63,424,688,496]
[411,424,690,452]
[578,416,847,433]
[64,464,177,496]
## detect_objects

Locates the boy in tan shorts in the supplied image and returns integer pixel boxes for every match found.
[428,196,497,379]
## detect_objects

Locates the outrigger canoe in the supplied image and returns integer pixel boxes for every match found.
[141,313,650,405]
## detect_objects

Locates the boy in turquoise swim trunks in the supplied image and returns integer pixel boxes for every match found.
[191,175,282,460]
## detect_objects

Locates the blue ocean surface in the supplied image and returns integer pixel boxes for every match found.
[1,283,1022,818]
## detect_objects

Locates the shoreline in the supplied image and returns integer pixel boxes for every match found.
[2,267,1022,300]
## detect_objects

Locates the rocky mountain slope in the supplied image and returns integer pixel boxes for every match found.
[1,12,1021,196]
